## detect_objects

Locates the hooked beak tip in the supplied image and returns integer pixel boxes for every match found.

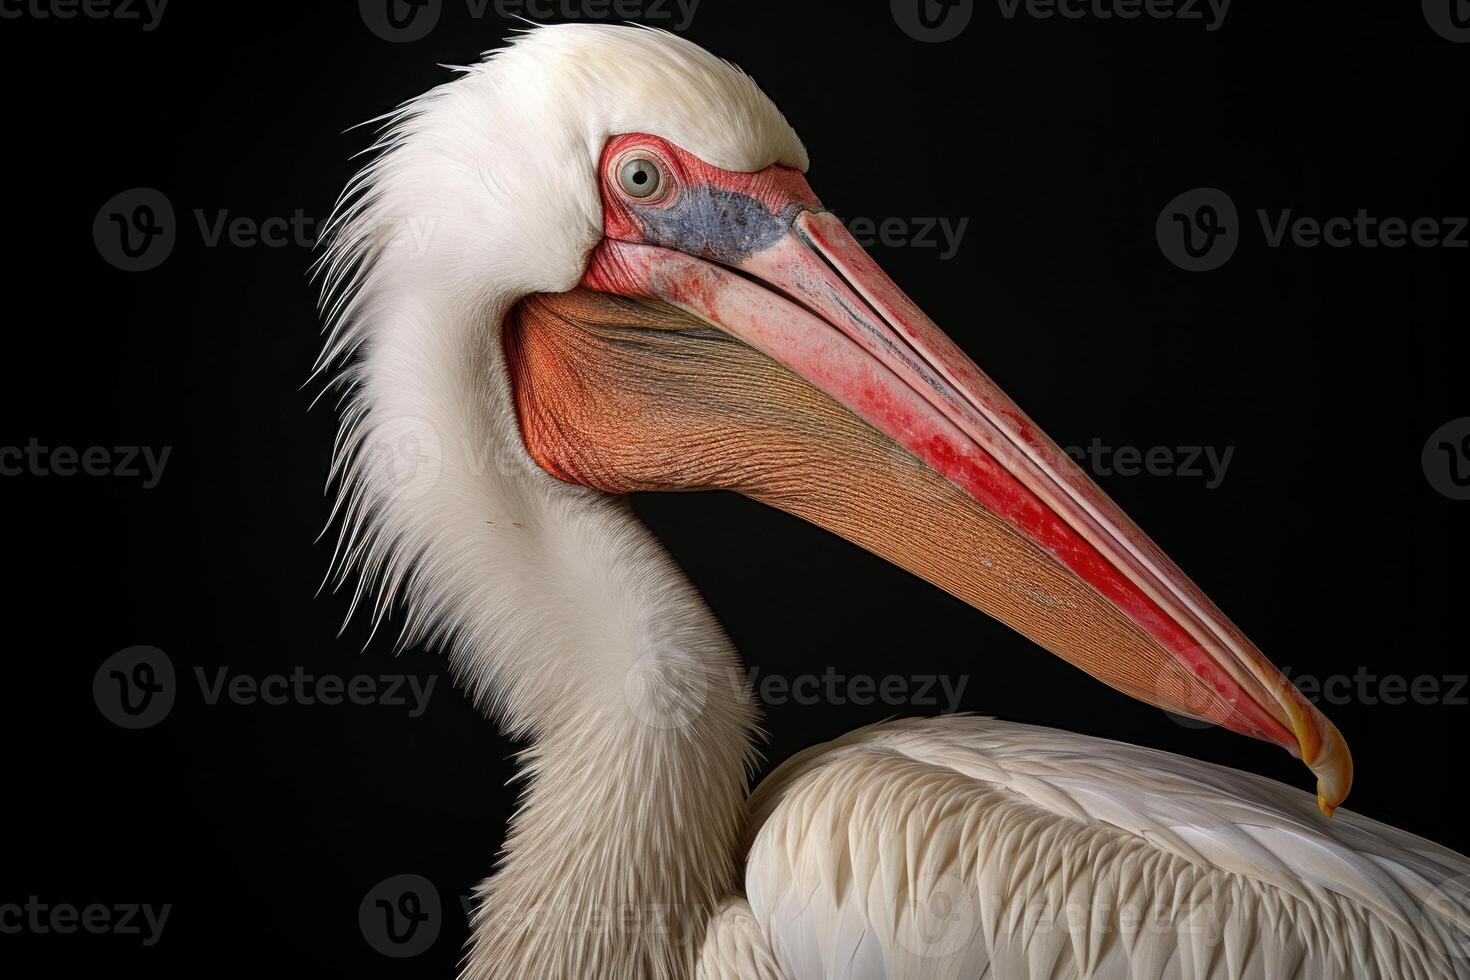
[581,159,1359,815]
[1304,711,1353,817]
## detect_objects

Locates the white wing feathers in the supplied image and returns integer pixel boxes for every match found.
[696,897,786,980]
[742,717,1470,980]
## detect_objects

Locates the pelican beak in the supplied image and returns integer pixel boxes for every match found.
[517,139,1351,814]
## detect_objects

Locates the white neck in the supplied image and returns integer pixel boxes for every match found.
[465,637,757,980]
[327,282,756,979]
[315,28,813,975]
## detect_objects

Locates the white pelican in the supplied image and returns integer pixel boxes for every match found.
[315,24,1470,980]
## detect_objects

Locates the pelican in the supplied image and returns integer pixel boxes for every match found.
[315,24,1470,979]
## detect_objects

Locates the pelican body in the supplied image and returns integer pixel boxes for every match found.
[316,25,1470,979]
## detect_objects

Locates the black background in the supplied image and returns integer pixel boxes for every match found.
[3,0,1467,974]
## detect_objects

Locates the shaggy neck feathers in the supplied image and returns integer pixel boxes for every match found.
[315,24,804,979]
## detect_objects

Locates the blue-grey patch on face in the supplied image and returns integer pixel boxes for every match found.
[631,186,790,265]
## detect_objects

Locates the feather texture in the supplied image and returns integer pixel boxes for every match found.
[313,24,804,980]
[696,897,787,980]
[313,24,1470,980]
[744,716,1470,979]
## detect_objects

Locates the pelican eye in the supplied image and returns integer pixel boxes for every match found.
[618,157,662,199]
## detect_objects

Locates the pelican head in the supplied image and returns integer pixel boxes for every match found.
[317,22,1351,977]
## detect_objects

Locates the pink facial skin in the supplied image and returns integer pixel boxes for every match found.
[574,133,1349,812]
